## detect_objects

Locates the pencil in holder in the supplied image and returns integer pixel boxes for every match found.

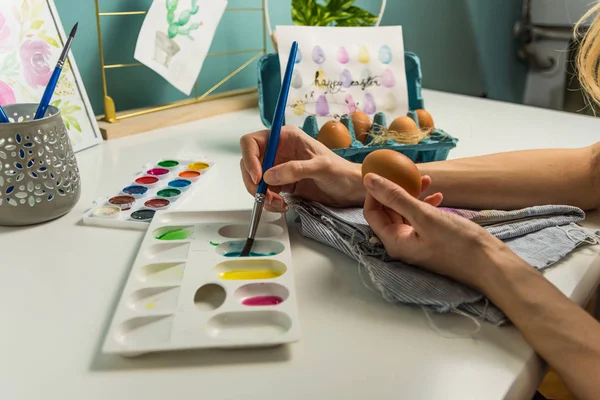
[0,104,81,226]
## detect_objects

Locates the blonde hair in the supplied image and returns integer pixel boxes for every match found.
[577,3,600,106]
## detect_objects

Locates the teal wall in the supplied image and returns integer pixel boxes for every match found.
[466,0,527,103]
[377,0,485,97]
[53,0,525,117]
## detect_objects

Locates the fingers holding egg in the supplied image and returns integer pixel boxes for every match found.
[361,149,422,198]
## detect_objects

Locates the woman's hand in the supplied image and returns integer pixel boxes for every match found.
[363,173,525,292]
[241,126,443,212]
[240,126,364,212]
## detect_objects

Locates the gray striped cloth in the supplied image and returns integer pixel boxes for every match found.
[283,195,599,324]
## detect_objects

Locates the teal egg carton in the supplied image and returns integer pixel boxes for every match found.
[257,51,458,164]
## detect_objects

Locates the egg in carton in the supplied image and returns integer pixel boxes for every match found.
[300,110,458,165]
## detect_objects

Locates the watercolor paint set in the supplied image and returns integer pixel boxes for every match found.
[102,209,300,356]
[83,158,214,230]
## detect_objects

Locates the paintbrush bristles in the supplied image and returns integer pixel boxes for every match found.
[69,23,78,38]
[239,238,255,257]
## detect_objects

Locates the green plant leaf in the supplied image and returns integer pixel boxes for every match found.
[21,0,30,21]
[292,0,375,27]
[177,10,191,26]
[13,6,21,24]
[324,0,355,12]
[292,0,320,26]
[63,118,71,130]
[30,20,44,30]
[0,51,19,77]
[334,6,377,26]
[32,2,44,19]
[51,99,62,107]
[166,0,179,11]
[41,34,60,48]
[65,116,81,132]
[71,119,81,132]
[63,105,81,115]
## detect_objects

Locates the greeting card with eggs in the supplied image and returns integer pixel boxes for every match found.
[276,25,409,128]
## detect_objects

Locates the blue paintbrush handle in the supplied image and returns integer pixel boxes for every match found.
[0,105,8,123]
[256,41,298,195]
[34,67,61,120]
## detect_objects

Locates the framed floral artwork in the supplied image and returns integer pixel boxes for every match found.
[0,0,102,152]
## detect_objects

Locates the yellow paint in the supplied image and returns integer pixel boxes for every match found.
[146,302,155,309]
[187,162,210,171]
[315,69,327,88]
[291,99,305,116]
[358,46,370,64]
[219,270,281,280]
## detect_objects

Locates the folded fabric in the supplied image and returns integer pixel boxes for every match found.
[282,195,599,325]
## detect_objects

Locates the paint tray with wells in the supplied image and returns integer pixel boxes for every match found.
[82,158,214,230]
[257,52,458,164]
[102,209,300,356]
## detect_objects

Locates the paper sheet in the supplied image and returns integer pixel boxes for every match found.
[276,25,409,128]
[134,0,228,95]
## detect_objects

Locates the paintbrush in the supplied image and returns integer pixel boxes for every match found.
[239,41,299,257]
[34,22,78,120]
[0,105,8,123]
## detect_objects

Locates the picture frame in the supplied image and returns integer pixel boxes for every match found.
[0,0,102,152]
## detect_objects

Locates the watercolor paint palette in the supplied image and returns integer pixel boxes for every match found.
[102,209,300,356]
[83,159,214,230]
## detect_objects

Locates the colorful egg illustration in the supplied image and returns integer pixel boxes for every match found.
[381,69,396,88]
[383,92,398,112]
[363,92,376,115]
[291,99,305,116]
[379,45,393,64]
[360,68,372,83]
[315,69,327,88]
[340,69,353,88]
[316,95,330,116]
[292,71,303,89]
[345,94,357,113]
[295,49,302,64]
[358,45,370,64]
[312,45,326,64]
[337,46,349,64]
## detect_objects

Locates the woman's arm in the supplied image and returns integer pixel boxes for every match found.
[363,175,600,400]
[418,143,600,211]
[483,249,600,400]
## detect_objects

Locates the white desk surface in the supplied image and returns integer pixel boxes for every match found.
[2,90,600,400]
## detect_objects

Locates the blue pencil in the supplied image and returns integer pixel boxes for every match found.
[0,105,8,123]
[34,23,78,120]
[240,41,299,256]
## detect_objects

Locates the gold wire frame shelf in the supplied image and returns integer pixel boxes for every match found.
[94,1,267,123]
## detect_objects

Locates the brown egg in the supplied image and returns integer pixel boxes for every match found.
[350,111,371,144]
[361,150,422,198]
[415,109,435,130]
[388,116,419,135]
[317,120,352,149]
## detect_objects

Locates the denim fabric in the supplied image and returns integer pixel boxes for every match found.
[283,195,598,325]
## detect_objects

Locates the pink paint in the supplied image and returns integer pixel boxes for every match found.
[147,167,169,176]
[241,296,283,306]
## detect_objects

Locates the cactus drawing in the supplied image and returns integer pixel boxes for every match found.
[154,0,201,67]
[166,0,201,40]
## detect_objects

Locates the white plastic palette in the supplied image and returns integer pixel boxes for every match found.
[102,209,300,356]
[83,158,214,230]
